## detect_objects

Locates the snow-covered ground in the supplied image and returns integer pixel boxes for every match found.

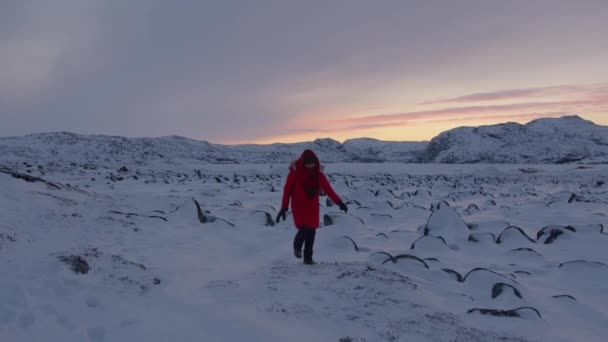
[1,162,607,341]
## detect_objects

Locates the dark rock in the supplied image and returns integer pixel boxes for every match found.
[492,283,523,299]
[111,254,146,270]
[193,198,208,223]
[381,254,429,269]
[410,235,448,250]
[537,225,575,244]
[59,255,90,274]
[251,211,275,226]
[342,236,359,252]
[371,213,392,219]
[468,232,496,243]
[0,233,17,243]
[441,268,463,282]
[508,248,543,257]
[544,229,563,244]
[552,294,576,301]
[0,166,61,189]
[466,203,480,211]
[463,268,518,284]
[519,168,540,174]
[496,226,536,244]
[431,201,450,211]
[229,200,244,208]
[558,260,608,268]
[467,307,542,319]
[323,214,334,226]
[109,173,124,181]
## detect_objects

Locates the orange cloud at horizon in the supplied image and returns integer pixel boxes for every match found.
[242,113,599,145]
[225,83,608,145]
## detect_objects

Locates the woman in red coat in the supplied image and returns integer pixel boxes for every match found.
[276,149,347,264]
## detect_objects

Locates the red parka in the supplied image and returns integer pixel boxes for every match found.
[281,150,342,229]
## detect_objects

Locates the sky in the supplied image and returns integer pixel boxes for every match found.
[1,0,607,144]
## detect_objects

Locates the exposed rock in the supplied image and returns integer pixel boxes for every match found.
[467,307,542,319]
[0,165,62,189]
[380,254,430,269]
[59,255,90,274]
[496,226,536,244]
[492,282,523,299]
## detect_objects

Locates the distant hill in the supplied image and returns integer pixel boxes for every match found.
[0,115,606,167]
[419,115,608,163]
[0,132,426,169]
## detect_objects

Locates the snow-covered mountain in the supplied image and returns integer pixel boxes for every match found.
[0,133,426,170]
[419,115,608,163]
[342,138,427,162]
[1,115,606,167]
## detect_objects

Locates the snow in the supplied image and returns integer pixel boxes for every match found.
[2,154,608,341]
[0,133,426,167]
[419,115,608,163]
[1,116,606,167]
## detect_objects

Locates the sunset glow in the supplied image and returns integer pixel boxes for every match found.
[0,1,606,145]
[231,84,608,144]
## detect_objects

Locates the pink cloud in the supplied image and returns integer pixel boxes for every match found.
[285,112,569,135]
[321,100,590,126]
[277,83,608,139]
[407,112,570,125]
[420,83,607,105]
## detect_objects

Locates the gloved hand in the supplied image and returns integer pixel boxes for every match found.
[275,208,288,223]
[338,202,348,213]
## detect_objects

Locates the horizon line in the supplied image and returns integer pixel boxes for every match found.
[0,114,600,146]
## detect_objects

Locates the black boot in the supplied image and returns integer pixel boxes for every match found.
[302,228,316,265]
[293,229,304,259]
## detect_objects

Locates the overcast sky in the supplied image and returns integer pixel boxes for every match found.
[1,0,607,143]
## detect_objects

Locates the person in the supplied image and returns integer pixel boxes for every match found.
[276,149,348,265]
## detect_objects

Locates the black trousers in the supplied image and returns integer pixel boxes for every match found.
[293,227,316,261]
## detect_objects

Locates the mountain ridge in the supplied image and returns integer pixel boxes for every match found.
[419,115,607,163]
[1,115,606,166]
